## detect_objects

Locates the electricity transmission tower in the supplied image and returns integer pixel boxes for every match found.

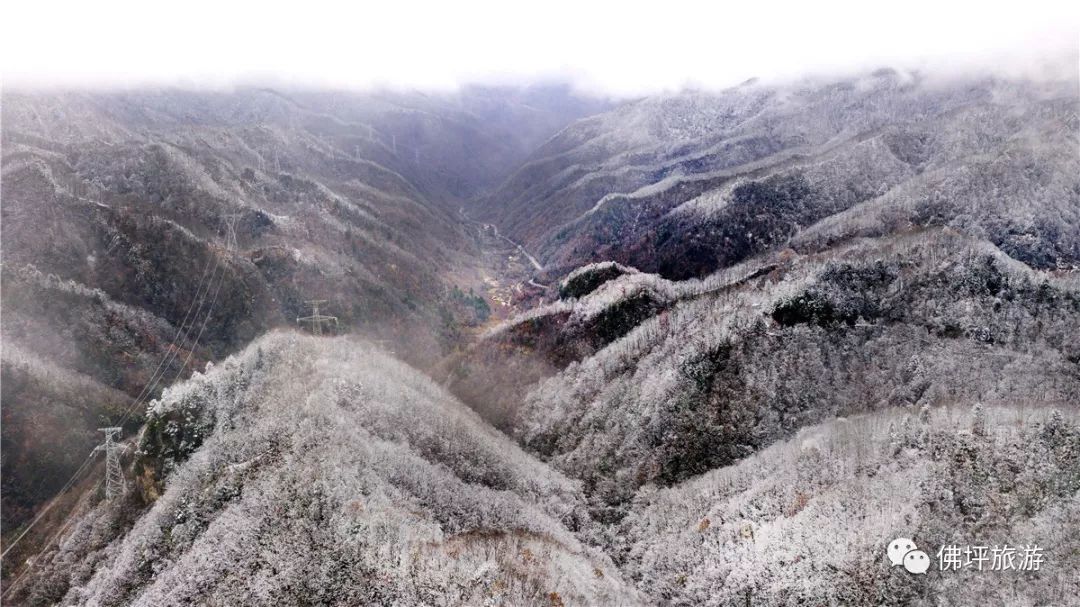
[223,213,240,251]
[94,427,126,500]
[297,300,338,336]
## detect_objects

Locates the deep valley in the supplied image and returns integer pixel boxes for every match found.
[2,68,1078,606]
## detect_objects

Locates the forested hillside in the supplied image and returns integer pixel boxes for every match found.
[619,404,1080,605]
[3,332,637,606]
[0,85,602,558]
[3,65,1079,607]
[473,71,1079,279]
[7,333,1077,606]
[449,229,1080,509]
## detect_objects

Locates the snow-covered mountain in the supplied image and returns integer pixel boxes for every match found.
[9,332,1077,605]
[472,71,1079,279]
[3,67,1079,607]
[7,332,636,605]
[1,85,602,546]
[618,404,1080,605]
[448,229,1080,507]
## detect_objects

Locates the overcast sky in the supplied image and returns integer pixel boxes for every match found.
[3,0,1077,95]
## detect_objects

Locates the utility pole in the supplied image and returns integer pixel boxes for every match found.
[297,300,338,336]
[94,427,126,500]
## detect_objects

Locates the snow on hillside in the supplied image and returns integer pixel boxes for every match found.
[14,331,635,606]
[1,85,606,543]
[619,405,1080,606]
[513,230,1080,507]
[476,70,1079,278]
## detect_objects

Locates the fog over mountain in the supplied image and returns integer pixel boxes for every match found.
[1,84,605,541]
[471,70,1079,278]
[4,1,1077,94]
[2,7,1079,604]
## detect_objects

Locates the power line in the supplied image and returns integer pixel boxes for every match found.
[1,213,236,565]
[110,226,222,427]
[114,264,219,427]
[168,213,238,382]
[115,213,237,427]
[0,477,103,603]
[171,236,233,379]
[0,247,225,587]
[0,451,96,562]
[1,211,241,602]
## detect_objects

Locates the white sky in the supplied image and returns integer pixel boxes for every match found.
[2,0,1078,95]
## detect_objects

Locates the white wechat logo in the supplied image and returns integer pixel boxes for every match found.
[904,550,930,574]
[888,538,930,574]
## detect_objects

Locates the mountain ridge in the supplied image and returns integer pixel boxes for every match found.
[3,69,1079,606]
[472,71,1079,279]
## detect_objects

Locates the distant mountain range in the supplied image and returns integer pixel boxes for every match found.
[472,70,1079,279]
[2,67,1078,606]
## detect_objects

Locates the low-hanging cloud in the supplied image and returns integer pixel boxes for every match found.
[2,0,1077,94]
